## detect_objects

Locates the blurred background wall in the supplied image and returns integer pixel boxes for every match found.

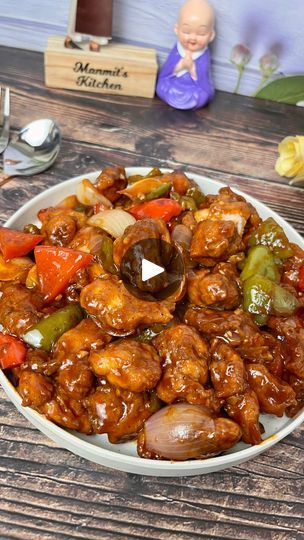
[0,0,303,96]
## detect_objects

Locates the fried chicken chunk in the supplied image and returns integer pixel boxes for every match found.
[40,208,87,245]
[41,389,92,433]
[69,225,108,255]
[210,340,246,398]
[54,318,112,362]
[0,283,44,336]
[84,382,158,442]
[190,219,243,266]
[197,186,261,241]
[225,390,262,445]
[89,339,162,392]
[209,340,261,444]
[95,165,127,202]
[187,263,241,310]
[18,370,54,408]
[80,275,174,335]
[113,218,170,266]
[184,308,272,362]
[281,243,304,289]
[153,324,220,411]
[246,364,296,416]
[267,315,304,379]
[57,356,94,400]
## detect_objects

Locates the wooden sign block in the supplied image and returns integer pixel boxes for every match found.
[44,36,158,98]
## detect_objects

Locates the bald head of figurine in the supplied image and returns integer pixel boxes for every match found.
[175,0,215,53]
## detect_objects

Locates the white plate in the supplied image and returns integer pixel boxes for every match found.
[1,168,303,476]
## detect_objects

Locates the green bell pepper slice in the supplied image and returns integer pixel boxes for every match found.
[98,235,118,274]
[241,245,280,283]
[186,186,205,206]
[243,275,273,316]
[272,284,299,316]
[249,217,293,259]
[23,303,83,352]
[243,275,299,324]
[144,182,171,201]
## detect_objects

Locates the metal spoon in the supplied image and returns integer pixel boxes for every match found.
[0,118,61,186]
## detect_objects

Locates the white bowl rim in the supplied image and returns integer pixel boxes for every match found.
[1,167,303,474]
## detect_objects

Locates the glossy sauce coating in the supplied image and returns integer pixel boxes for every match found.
[1,166,303,458]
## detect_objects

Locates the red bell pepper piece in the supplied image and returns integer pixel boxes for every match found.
[298,265,304,292]
[129,198,182,222]
[0,333,27,369]
[34,246,93,302]
[0,227,43,262]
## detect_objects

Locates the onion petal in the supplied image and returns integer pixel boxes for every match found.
[77,179,112,208]
[88,209,136,238]
[138,403,242,460]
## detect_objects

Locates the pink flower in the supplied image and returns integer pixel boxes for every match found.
[230,44,252,67]
[259,53,280,77]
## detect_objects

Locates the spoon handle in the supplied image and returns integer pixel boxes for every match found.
[0,172,12,187]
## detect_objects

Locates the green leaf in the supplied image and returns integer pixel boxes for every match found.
[254,75,304,104]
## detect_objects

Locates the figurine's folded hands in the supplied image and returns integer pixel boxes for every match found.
[174,51,198,80]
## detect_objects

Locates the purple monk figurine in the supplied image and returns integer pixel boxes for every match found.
[156,0,216,110]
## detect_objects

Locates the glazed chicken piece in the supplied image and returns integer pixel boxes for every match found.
[170,170,191,195]
[181,211,197,231]
[286,375,304,417]
[89,339,162,393]
[184,308,272,363]
[187,263,241,310]
[209,340,261,444]
[197,187,261,242]
[41,388,92,433]
[42,213,77,246]
[225,389,262,445]
[190,219,244,266]
[246,364,296,416]
[84,382,157,442]
[267,315,304,379]
[113,218,171,266]
[54,318,112,362]
[281,243,304,289]
[95,165,127,202]
[0,283,44,336]
[18,362,93,432]
[80,275,174,335]
[153,324,221,412]
[18,370,54,408]
[40,208,87,246]
[57,356,94,400]
[69,225,108,255]
[20,348,60,377]
[210,340,247,398]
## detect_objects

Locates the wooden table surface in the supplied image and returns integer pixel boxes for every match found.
[0,46,303,540]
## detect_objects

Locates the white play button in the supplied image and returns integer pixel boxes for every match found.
[141,258,165,282]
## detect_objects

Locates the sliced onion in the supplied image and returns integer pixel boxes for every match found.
[139,403,242,460]
[77,179,112,208]
[171,224,192,250]
[88,209,136,238]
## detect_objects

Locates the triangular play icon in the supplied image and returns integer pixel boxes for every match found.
[141,258,165,282]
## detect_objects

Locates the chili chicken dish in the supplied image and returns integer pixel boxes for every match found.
[0,166,303,461]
